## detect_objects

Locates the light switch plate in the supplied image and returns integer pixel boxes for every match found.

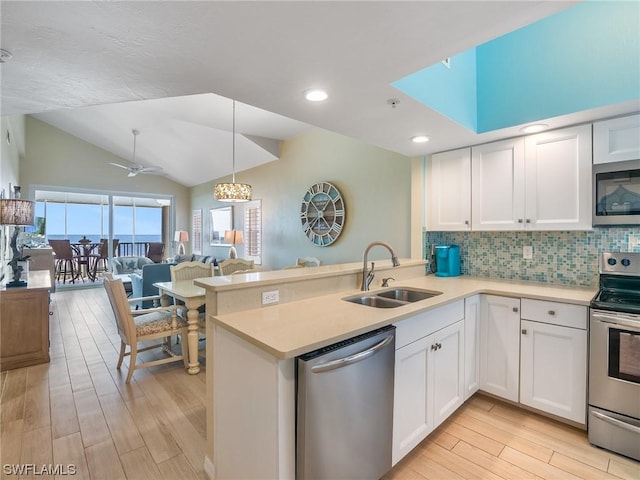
[523,246,533,260]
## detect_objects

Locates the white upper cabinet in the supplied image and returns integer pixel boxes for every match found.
[471,125,591,231]
[471,138,525,230]
[593,114,640,164]
[426,148,471,231]
[524,125,592,230]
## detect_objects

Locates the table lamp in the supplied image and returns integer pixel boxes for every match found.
[174,230,189,256]
[0,196,36,287]
[224,229,243,259]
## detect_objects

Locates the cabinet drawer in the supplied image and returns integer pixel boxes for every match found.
[521,298,587,330]
[394,300,464,349]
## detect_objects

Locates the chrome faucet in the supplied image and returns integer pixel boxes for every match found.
[361,241,400,291]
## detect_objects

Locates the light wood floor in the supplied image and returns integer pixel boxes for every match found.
[2,286,639,480]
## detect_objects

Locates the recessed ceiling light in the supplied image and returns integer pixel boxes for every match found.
[520,124,548,134]
[304,89,328,102]
[411,135,430,143]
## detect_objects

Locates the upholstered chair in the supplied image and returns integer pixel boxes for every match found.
[297,256,321,267]
[218,258,255,275]
[103,274,188,383]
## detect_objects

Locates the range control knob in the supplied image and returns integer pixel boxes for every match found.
[607,258,617,266]
[622,258,631,267]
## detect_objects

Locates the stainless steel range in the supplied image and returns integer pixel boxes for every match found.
[589,252,640,461]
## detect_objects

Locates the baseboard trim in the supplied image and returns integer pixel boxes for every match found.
[203,456,215,480]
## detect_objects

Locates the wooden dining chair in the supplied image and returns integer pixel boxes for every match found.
[169,261,214,283]
[89,239,110,280]
[48,239,78,284]
[218,258,255,275]
[103,274,188,383]
[146,242,165,263]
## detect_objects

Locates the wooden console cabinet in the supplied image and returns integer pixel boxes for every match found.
[0,270,51,371]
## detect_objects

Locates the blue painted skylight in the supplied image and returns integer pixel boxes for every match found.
[393,1,640,133]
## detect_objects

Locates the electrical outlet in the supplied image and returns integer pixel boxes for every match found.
[523,246,533,260]
[262,290,279,305]
[629,235,640,251]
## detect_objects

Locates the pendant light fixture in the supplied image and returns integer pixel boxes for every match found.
[214,100,253,202]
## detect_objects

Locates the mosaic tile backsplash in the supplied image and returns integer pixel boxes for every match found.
[424,228,640,286]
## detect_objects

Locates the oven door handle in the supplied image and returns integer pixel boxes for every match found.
[591,410,640,434]
[592,311,640,331]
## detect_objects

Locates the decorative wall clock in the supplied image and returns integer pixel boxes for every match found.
[300,181,345,246]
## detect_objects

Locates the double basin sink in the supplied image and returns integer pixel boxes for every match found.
[344,287,442,308]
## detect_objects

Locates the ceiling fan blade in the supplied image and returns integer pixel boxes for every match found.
[109,162,132,171]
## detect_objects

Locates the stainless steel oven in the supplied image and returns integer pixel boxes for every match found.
[593,159,640,226]
[589,252,640,460]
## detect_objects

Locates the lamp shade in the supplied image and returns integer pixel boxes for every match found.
[0,199,35,226]
[214,182,252,203]
[174,230,189,242]
[224,229,243,245]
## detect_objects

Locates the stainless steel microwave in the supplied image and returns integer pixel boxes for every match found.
[593,159,640,226]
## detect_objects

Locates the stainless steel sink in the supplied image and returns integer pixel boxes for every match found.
[376,288,442,303]
[344,295,405,308]
[343,287,442,308]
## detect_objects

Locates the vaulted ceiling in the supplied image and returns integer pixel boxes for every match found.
[2,1,638,187]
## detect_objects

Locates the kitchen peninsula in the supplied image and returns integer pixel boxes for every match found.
[195,261,596,480]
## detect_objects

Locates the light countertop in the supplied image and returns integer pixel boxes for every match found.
[208,274,597,360]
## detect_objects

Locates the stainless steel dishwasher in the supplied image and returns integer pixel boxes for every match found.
[296,325,395,480]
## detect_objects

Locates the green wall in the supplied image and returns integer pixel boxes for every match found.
[191,128,413,270]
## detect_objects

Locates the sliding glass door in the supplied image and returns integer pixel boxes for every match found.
[32,188,173,258]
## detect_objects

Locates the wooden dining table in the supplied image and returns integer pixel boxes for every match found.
[153,280,206,375]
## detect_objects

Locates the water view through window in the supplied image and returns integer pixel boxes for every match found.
[34,190,168,245]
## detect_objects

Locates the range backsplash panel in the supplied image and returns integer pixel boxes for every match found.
[424,228,640,286]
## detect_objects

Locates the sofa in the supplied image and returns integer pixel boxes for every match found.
[130,263,176,309]
[171,253,218,265]
[110,256,155,274]
[109,256,155,295]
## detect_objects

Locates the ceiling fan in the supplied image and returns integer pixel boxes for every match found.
[109,129,164,177]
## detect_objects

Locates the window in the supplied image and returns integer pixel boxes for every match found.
[34,189,172,256]
[243,200,262,265]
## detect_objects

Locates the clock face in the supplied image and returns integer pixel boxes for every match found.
[300,181,345,246]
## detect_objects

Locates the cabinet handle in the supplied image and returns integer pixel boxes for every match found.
[437,342,442,350]
[464,220,469,225]
[431,344,437,351]
[522,329,527,335]
[512,307,519,313]
[548,310,556,316]
[518,218,524,223]
[526,219,531,224]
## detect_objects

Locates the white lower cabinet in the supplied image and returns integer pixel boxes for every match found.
[479,295,521,402]
[520,299,588,424]
[464,295,480,399]
[392,302,464,465]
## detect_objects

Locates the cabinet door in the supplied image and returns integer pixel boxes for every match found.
[464,295,480,400]
[520,320,587,424]
[524,125,592,230]
[426,148,471,231]
[392,336,432,465]
[431,320,465,427]
[594,114,640,164]
[471,138,525,230]
[479,295,520,402]
[0,289,50,371]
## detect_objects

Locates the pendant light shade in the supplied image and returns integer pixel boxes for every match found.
[214,100,253,203]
